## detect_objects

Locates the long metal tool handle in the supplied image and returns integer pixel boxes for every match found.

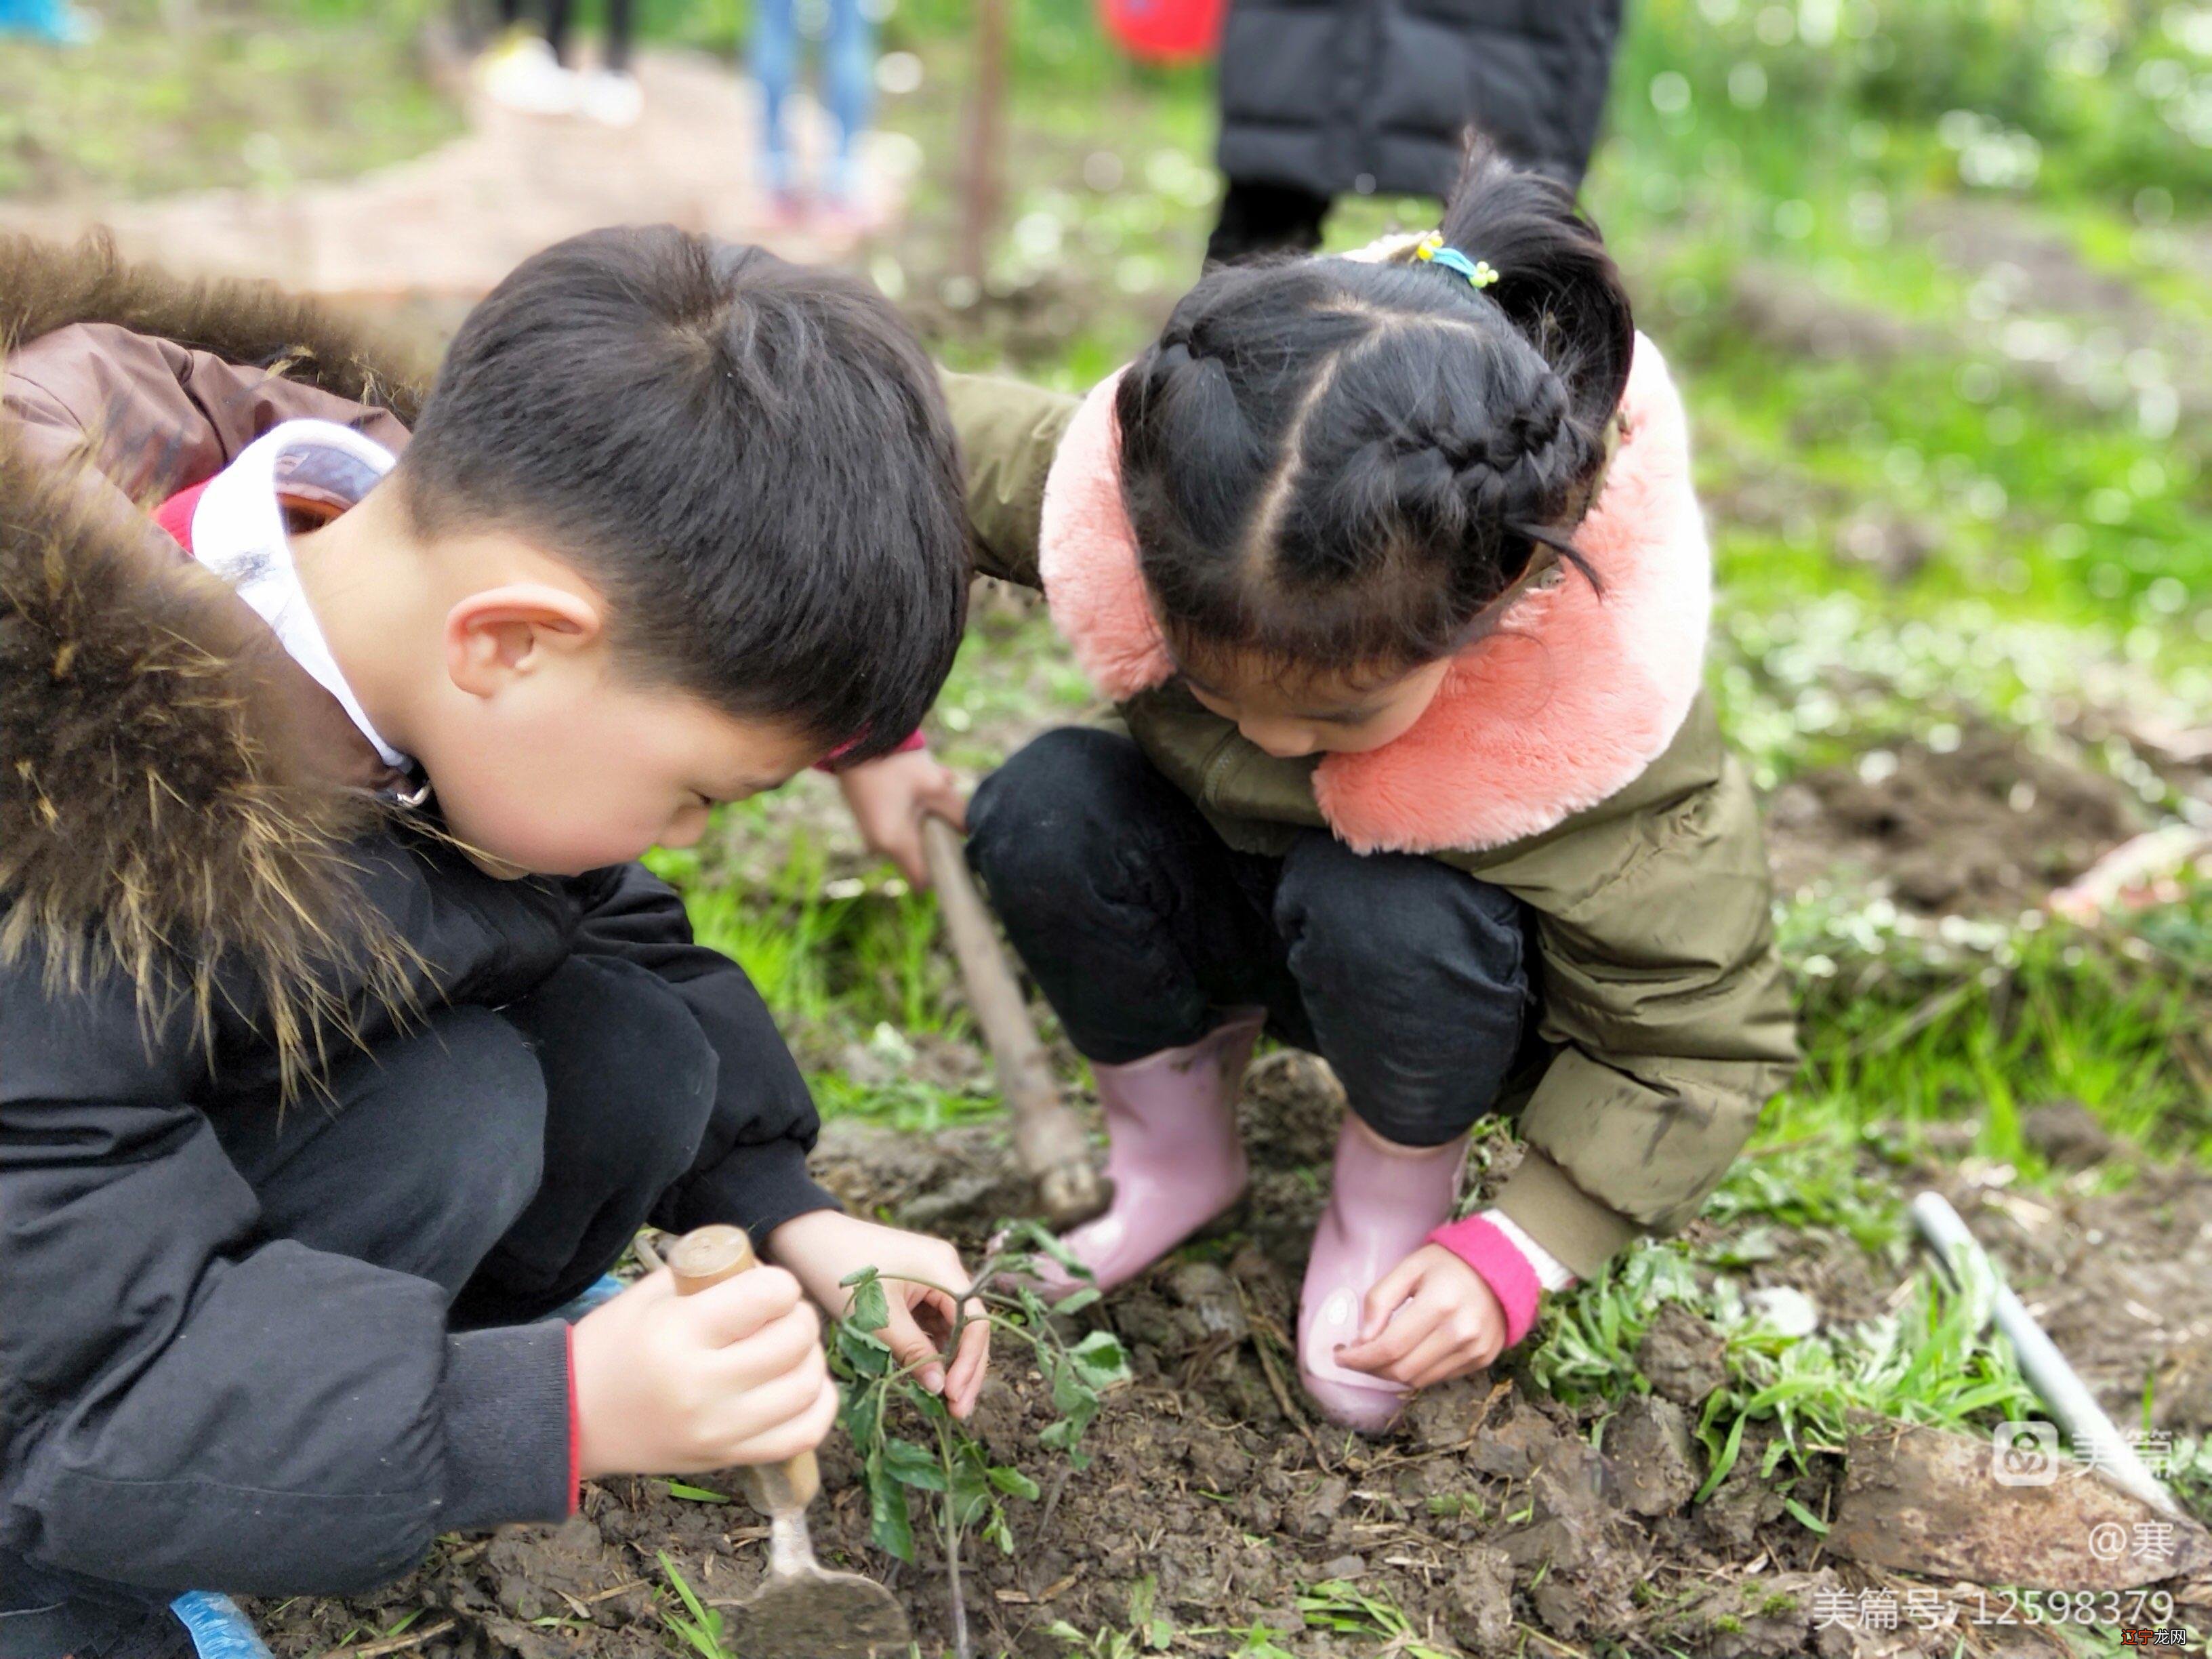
[1910,1191,2182,1516]
[665,1224,822,1515]
[919,813,1110,1227]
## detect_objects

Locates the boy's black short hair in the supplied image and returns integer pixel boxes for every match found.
[399,225,969,762]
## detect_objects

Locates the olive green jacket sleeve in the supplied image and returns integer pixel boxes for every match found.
[943,369,1076,591]
[1445,699,1800,1277]
[943,366,1801,1283]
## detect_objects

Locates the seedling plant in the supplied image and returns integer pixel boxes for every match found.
[832,1220,1133,1659]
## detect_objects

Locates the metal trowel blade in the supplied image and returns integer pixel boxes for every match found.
[724,1565,912,1659]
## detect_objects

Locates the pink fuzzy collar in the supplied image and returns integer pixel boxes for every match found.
[1036,334,1712,855]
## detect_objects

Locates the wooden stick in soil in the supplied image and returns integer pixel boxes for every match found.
[919,812,1110,1229]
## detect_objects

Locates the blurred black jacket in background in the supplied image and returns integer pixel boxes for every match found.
[1208,0,1624,260]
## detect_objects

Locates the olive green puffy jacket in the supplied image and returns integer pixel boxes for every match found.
[944,370,1799,1279]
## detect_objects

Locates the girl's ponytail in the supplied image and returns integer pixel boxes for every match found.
[1114,138,1639,679]
[1437,140,1635,443]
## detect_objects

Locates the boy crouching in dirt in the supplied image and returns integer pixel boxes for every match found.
[0,230,990,1658]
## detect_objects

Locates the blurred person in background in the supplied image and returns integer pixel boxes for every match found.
[479,0,642,127]
[1206,0,1625,262]
[753,0,880,236]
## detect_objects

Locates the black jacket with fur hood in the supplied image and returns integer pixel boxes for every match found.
[0,237,836,1626]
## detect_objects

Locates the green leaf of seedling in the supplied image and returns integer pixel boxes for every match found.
[988,1465,1042,1500]
[848,1276,893,1336]
[864,1454,917,1563]
[1130,1578,1157,1623]
[1070,1330,1131,1389]
[836,1322,894,1378]
[1048,1355,1094,1418]
[663,1480,733,1503]
[1054,1287,1103,1316]
[912,1382,953,1425]
[881,1436,949,1491]
[1014,1285,1052,1325]
[998,1220,1099,1279]
[841,1382,882,1451]
[949,1455,996,1528]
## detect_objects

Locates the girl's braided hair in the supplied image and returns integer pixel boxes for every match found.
[1115,138,1635,680]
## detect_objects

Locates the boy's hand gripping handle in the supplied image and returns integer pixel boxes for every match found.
[918,813,1111,1229]
[666,1225,820,1513]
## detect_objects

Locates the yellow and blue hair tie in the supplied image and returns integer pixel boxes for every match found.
[1413,232,1498,291]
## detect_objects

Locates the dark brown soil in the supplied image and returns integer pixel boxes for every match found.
[1767,724,2142,914]
[251,1073,2212,1659]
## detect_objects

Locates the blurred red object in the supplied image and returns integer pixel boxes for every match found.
[1099,0,1225,62]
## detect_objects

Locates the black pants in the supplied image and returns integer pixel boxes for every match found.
[493,0,634,71]
[5,954,726,1659]
[1206,178,1331,265]
[545,0,635,70]
[967,728,1534,1148]
[214,951,720,1325]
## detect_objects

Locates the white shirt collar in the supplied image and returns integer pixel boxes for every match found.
[188,420,413,773]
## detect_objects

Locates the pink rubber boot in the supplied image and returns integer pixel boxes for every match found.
[1298,1117,1471,1433]
[1027,1011,1266,1296]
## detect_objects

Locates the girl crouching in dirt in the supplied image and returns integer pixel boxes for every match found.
[867,143,1799,1429]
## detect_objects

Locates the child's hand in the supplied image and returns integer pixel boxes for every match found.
[769,1210,991,1418]
[836,748,968,886]
[1333,1244,1507,1390]
[570,1265,839,1479]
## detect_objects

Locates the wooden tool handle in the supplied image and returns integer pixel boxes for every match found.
[666,1225,821,1513]
[920,814,1109,1227]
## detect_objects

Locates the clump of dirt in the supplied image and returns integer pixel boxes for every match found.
[2020,1099,2118,1170]
[1767,726,2141,913]
[1829,1418,2212,1591]
[1637,1303,1729,1408]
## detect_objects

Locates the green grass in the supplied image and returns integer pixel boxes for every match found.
[1532,1237,2041,1500]
[1782,888,2212,1166]
[655,1551,739,1659]
[0,0,461,200]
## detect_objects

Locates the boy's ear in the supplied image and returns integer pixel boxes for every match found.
[445,583,605,697]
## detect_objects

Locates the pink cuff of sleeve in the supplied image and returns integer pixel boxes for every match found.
[813,728,928,774]
[1429,1214,1544,1349]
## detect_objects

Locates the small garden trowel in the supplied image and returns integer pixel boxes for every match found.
[665,1225,912,1659]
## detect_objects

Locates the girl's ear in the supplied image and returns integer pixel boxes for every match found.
[1437,138,1635,436]
[444,583,605,697]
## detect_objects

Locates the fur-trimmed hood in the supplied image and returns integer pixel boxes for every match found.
[1,231,429,427]
[0,234,434,1084]
[1036,333,1713,855]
